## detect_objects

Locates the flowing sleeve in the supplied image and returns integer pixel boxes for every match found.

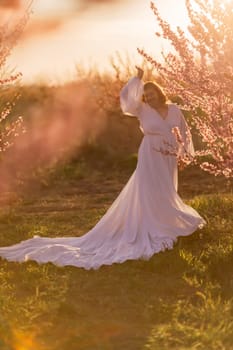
[120,76,144,117]
[177,108,195,159]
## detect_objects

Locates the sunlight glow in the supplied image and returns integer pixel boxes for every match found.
[9,0,190,83]
[32,0,72,16]
[13,329,43,350]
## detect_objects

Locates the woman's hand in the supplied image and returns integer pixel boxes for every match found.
[135,66,144,80]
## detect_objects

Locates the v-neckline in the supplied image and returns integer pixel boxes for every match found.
[156,104,170,121]
[149,104,170,121]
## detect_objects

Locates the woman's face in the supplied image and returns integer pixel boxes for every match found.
[144,86,160,109]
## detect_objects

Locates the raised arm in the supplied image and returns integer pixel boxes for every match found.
[120,67,144,117]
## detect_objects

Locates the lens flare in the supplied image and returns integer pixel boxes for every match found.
[12,329,44,350]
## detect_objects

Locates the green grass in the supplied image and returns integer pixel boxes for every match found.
[0,152,232,350]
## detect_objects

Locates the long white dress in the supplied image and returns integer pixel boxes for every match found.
[0,77,206,270]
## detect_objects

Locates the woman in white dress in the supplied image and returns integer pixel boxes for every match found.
[0,67,206,270]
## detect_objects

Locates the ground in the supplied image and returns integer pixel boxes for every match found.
[0,152,232,350]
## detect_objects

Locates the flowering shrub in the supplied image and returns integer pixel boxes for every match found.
[138,0,233,177]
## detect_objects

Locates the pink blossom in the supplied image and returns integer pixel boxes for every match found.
[138,1,233,177]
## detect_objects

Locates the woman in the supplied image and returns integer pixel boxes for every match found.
[0,67,206,270]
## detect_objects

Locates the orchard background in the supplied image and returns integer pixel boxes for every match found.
[0,1,232,349]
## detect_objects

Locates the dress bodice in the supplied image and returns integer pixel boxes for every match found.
[138,103,179,136]
[120,76,195,158]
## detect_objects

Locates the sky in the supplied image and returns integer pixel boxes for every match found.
[6,0,189,84]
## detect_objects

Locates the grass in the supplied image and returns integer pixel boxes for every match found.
[0,150,232,350]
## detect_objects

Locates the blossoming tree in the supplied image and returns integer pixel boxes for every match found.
[0,3,31,153]
[138,0,233,178]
